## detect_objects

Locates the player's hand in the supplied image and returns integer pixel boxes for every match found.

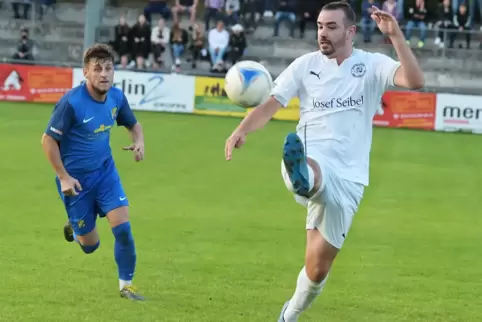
[225,130,246,161]
[371,6,402,37]
[123,142,145,162]
[60,176,82,197]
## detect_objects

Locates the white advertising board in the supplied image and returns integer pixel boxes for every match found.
[435,93,482,134]
[72,69,195,113]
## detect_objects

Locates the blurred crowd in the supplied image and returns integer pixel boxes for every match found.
[6,0,482,67]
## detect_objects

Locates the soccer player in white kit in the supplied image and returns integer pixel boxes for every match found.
[225,2,424,321]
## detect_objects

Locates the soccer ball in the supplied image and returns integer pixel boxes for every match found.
[224,60,273,108]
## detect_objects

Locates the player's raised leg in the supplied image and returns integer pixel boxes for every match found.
[282,132,322,198]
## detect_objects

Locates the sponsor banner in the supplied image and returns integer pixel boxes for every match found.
[72,69,195,113]
[435,93,482,134]
[0,64,72,102]
[194,76,300,120]
[373,91,436,130]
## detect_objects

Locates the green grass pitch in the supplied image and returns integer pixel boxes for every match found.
[0,101,481,322]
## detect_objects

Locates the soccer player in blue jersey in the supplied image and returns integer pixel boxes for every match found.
[41,44,145,300]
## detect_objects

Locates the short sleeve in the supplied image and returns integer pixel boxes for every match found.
[117,93,137,129]
[371,53,401,91]
[45,100,75,141]
[270,58,303,108]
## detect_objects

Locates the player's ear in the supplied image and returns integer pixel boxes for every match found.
[82,67,88,78]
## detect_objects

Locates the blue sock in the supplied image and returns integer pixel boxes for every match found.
[112,222,136,286]
[73,232,79,243]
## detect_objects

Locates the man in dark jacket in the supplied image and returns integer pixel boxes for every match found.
[450,3,471,48]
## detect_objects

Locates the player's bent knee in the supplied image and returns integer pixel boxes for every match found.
[112,221,134,246]
[80,241,100,254]
[305,262,330,283]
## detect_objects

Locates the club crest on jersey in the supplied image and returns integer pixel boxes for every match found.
[111,107,118,119]
[351,63,366,77]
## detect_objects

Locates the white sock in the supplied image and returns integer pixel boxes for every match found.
[283,267,328,322]
[119,279,132,290]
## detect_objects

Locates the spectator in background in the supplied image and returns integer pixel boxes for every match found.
[361,0,377,43]
[13,27,34,60]
[170,21,189,71]
[381,0,399,44]
[273,0,296,38]
[189,23,205,68]
[114,16,131,68]
[208,20,230,71]
[450,3,471,48]
[382,0,399,20]
[143,0,171,24]
[172,0,198,23]
[241,0,263,33]
[131,14,152,69]
[151,18,170,68]
[298,0,319,39]
[12,0,31,20]
[229,24,246,64]
[434,0,453,48]
[205,0,225,31]
[225,0,240,26]
[404,0,427,48]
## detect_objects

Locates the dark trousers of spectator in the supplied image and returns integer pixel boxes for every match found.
[274,12,296,37]
[152,44,166,63]
[437,22,453,42]
[230,47,244,64]
[204,7,224,31]
[361,17,376,42]
[12,2,30,19]
[300,12,317,38]
[144,2,171,23]
[226,11,239,26]
[449,26,471,48]
[190,45,203,67]
[132,41,150,59]
[241,0,263,31]
[13,52,33,60]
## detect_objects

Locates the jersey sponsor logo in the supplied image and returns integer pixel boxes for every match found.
[93,124,112,134]
[351,63,366,77]
[311,95,364,110]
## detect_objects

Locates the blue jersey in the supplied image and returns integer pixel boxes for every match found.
[45,83,137,173]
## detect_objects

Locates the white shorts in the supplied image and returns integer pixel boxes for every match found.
[281,157,364,249]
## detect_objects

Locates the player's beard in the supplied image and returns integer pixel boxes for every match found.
[92,82,111,96]
[319,37,345,57]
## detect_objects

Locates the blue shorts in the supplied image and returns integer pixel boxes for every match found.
[56,158,128,236]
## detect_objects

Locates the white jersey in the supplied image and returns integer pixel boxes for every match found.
[271,49,401,186]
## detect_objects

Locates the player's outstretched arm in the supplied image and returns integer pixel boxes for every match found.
[122,122,145,162]
[371,6,424,89]
[225,96,282,161]
[118,95,145,162]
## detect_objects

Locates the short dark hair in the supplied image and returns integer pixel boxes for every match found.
[321,1,356,25]
[83,43,115,66]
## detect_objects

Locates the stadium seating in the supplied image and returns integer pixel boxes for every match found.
[1,0,482,93]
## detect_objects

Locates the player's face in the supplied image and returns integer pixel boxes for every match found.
[83,59,114,96]
[317,9,355,57]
